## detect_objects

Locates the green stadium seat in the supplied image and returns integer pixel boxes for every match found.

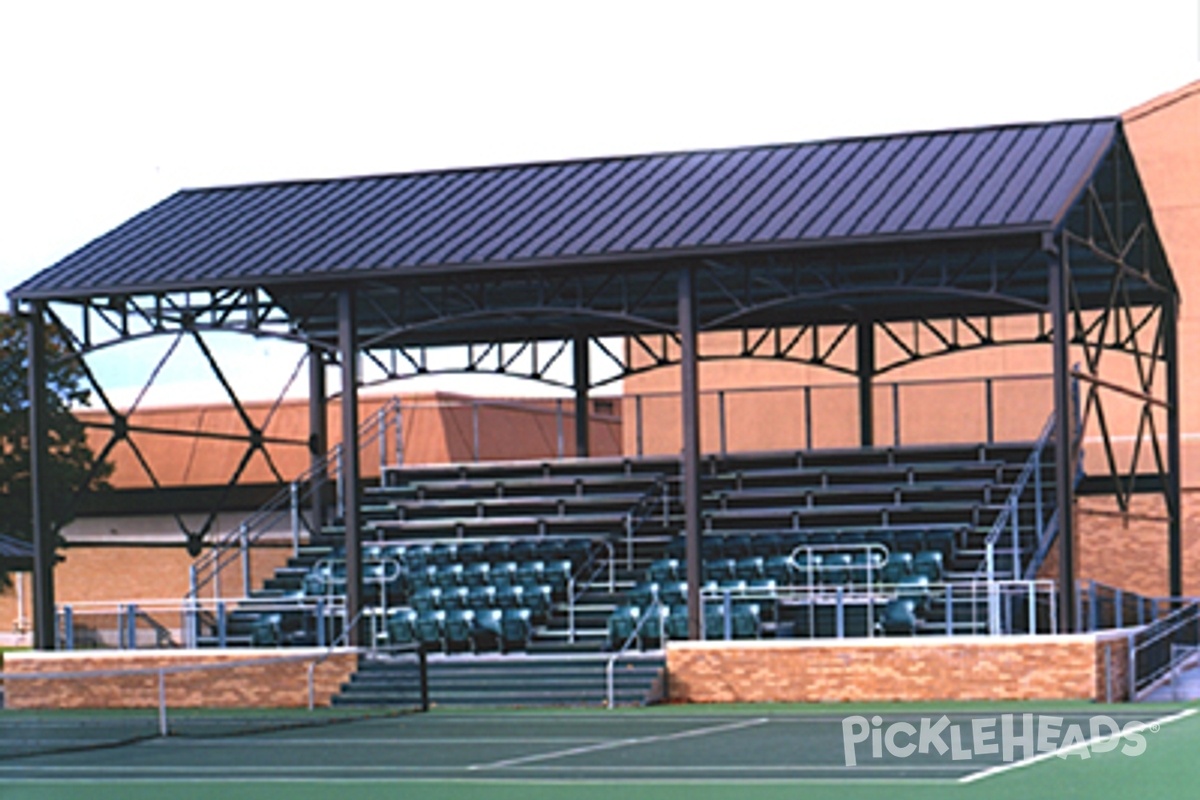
[415,609,445,650]
[489,561,518,587]
[441,586,471,610]
[471,608,503,651]
[878,598,919,635]
[510,540,539,563]
[629,581,660,608]
[495,583,526,609]
[500,608,533,652]
[850,551,884,586]
[483,540,512,563]
[407,564,437,592]
[881,551,914,584]
[763,554,794,584]
[821,553,853,585]
[386,608,418,645]
[913,551,944,582]
[607,605,641,649]
[403,545,432,571]
[522,584,553,620]
[704,558,736,581]
[723,535,754,559]
[457,541,486,564]
[430,542,458,566]
[541,559,573,595]
[735,556,765,581]
[648,558,680,583]
[516,560,545,587]
[467,584,497,609]
[731,603,762,639]
[410,586,442,613]
[463,561,492,587]
[435,563,464,590]
[443,609,476,652]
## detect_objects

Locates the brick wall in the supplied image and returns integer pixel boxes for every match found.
[2,649,356,710]
[666,634,1130,704]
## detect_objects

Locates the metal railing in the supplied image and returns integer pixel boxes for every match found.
[627,373,1054,456]
[186,397,404,603]
[1130,601,1200,697]
[55,595,350,651]
[606,596,666,709]
[978,412,1057,592]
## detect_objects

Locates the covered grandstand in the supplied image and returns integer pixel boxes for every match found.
[5,103,1192,705]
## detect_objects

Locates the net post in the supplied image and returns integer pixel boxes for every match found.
[307,661,316,711]
[128,604,138,652]
[158,668,168,737]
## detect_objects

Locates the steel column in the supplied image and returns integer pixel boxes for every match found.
[1165,295,1183,599]
[1049,244,1076,632]
[857,319,874,448]
[679,267,704,640]
[338,288,363,645]
[308,346,328,529]
[573,336,590,458]
[27,303,55,650]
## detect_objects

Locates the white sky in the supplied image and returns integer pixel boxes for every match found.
[1,0,1197,404]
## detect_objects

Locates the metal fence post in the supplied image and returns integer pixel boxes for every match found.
[723,589,733,641]
[718,390,727,458]
[63,605,74,651]
[378,407,388,475]
[891,382,901,447]
[556,399,564,458]
[393,399,404,467]
[472,400,481,462]
[635,395,644,457]
[127,602,138,649]
[290,481,301,556]
[217,602,227,648]
[240,524,252,598]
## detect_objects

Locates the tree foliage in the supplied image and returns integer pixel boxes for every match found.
[0,311,111,583]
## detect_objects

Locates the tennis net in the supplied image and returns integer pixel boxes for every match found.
[0,643,428,760]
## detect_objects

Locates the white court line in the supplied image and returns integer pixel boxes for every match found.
[468,716,770,771]
[959,708,1197,784]
[146,737,611,746]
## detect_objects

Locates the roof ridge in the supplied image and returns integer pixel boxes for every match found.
[178,117,1119,195]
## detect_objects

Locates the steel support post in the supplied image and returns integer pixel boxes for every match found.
[573,335,590,458]
[27,303,56,651]
[338,288,363,645]
[679,267,704,640]
[1049,244,1076,632]
[1165,295,1183,600]
[308,345,328,530]
[857,319,874,448]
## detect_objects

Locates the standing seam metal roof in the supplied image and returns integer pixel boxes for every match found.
[11,118,1119,300]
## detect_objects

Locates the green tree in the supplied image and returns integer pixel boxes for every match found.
[0,311,111,586]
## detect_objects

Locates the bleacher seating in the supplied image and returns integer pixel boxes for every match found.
[215,439,1054,651]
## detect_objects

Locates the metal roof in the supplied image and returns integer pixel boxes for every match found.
[11,119,1120,301]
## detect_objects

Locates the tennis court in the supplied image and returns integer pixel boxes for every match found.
[1,702,1198,800]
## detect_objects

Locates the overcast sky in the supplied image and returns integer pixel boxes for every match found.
[1,0,1197,402]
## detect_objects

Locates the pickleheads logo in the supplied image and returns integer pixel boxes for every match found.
[841,714,1148,766]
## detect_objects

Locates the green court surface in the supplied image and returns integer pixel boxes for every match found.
[1,701,1198,800]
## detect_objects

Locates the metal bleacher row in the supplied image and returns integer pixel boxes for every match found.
[213,440,1053,654]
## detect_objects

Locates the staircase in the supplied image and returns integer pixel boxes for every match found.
[424,652,665,707]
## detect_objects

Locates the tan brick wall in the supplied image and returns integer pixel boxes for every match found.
[666,635,1127,704]
[2,649,356,709]
[1075,492,1200,598]
[1095,633,1131,702]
